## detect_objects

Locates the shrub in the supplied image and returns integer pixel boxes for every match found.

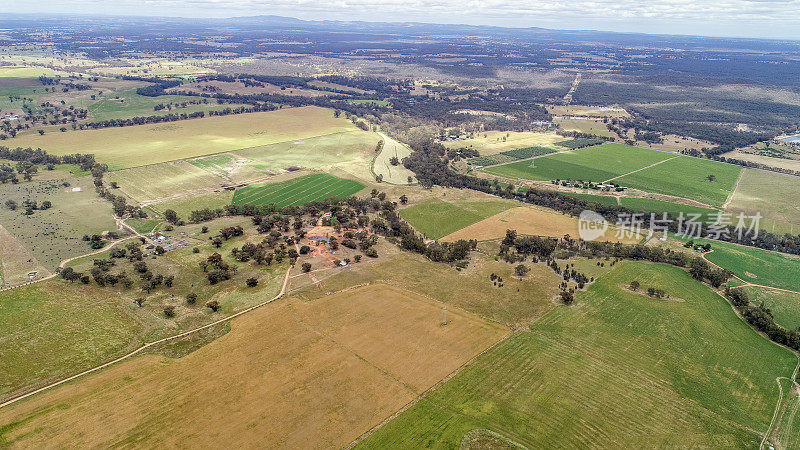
[206,300,220,312]
[301,262,312,272]
[163,305,176,318]
[246,277,258,287]
[186,292,197,304]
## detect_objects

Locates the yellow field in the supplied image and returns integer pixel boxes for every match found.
[0,284,507,448]
[374,132,416,184]
[9,106,355,170]
[442,131,562,155]
[441,206,640,243]
[553,117,617,138]
[722,150,800,172]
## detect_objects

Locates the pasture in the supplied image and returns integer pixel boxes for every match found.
[400,198,513,240]
[373,132,416,184]
[439,206,640,244]
[442,131,563,155]
[87,89,240,122]
[359,262,797,448]
[484,143,674,183]
[106,160,228,203]
[232,173,364,208]
[0,281,142,403]
[616,155,741,207]
[553,117,618,138]
[726,168,800,235]
[9,106,355,170]
[701,239,800,291]
[0,284,506,448]
[0,177,117,272]
[548,104,629,117]
[744,287,800,331]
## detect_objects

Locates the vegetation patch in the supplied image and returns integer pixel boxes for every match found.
[726,168,800,235]
[106,160,227,203]
[231,174,364,208]
[359,262,797,448]
[744,286,800,331]
[699,239,800,292]
[554,138,606,149]
[499,146,557,160]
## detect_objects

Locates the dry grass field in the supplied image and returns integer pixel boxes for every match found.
[106,160,229,203]
[0,284,506,448]
[723,150,800,172]
[9,106,355,170]
[553,117,617,138]
[442,131,563,155]
[373,132,416,184]
[0,224,50,286]
[726,168,800,235]
[441,206,640,243]
[547,104,629,117]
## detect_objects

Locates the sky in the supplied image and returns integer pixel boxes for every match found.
[3,0,800,40]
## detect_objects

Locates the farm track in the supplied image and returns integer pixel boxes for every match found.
[602,155,680,183]
[0,259,294,410]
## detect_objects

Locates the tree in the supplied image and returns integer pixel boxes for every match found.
[186,292,197,304]
[560,290,574,305]
[163,305,176,318]
[390,156,399,166]
[4,199,16,210]
[301,262,312,273]
[515,264,530,277]
[630,280,640,291]
[206,300,220,312]
[407,176,413,184]
[246,277,258,287]
[134,297,145,307]
[706,174,716,182]
[164,209,179,224]
[399,194,408,205]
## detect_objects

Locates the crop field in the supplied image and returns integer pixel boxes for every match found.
[563,192,620,207]
[442,131,563,155]
[727,168,800,235]
[86,89,206,121]
[0,284,507,448]
[744,287,800,330]
[0,281,142,403]
[149,190,234,219]
[360,262,797,448]
[485,143,674,183]
[700,239,800,291]
[232,173,364,208]
[0,66,64,78]
[234,129,378,177]
[616,155,742,207]
[553,117,618,138]
[0,177,117,273]
[400,199,514,240]
[440,206,640,244]
[373,133,416,184]
[621,197,718,218]
[106,160,228,203]
[8,106,355,170]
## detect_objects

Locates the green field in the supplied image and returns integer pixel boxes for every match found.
[125,218,161,234]
[106,160,227,203]
[563,192,620,207]
[399,198,513,240]
[231,174,364,208]
[744,287,800,330]
[700,239,800,292]
[727,168,800,235]
[360,261,797,448]
[0,281,142,402]
[484,143,674,183]
[616,156,741,207]
[621,197,718,218]
[8,106,355,170]
[149,190,234,219]
[86,89,227,122]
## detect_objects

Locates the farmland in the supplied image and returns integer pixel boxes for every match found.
[563,192,718,218]
[700,239,800,291]
[0,177,117,273]
[439,206,641,244]
[0,281,142,403]
[744,287,800,330]
[231,173,364,208]
[373,132,416,184]
[484,143,741,207]
[726,168,800,235]
[8,106,356,170]
[616,155,741,208]
[359,262,797,448]
[484,143,675,183]
[442,131,563,154]
[148,190,234,219]
[106,160,228,203]
[400,198,514,240]
[0,284,506,448]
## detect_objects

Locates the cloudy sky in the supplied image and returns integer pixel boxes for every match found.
[4,0,800,40]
